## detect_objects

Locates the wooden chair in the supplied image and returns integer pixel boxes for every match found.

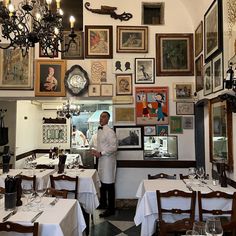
[156,189,196,236]
[20,175,36,191]
[36,164,54,169]
[222,220,236,236]
[0,187,5,194]
[45,187,68,199]
[0,221,38,236]
[198,191,236,235]
[148,173,176,180]
[50,174,78,199]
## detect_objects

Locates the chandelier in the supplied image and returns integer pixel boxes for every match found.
[57,100,80,119]
[0,0,77,57]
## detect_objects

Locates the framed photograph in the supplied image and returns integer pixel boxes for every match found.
[101,84,113,97]
[61,31,84,59]
[195,21,203,57]
[212,53,223,93]
[156,33,194,76]
[35,60,66,97]
[85,25,113,59]
[39,45,58,58]
[88,84,100,97]
[0,46,34,90]
[203,61,213,96]
[112,58,134,74]
[116,26,148,53]
[183,117,194,129]
[114,106,135,124]
[144,126,156,136]
[204,0,223,62]
[157,125,168,136]
[170,116,183,134]
[135,58,155,84]
[114,126,144,150]
[136,87,169,125]
[173,83,194,100]
[195,55,204,92]
[116,74,132,95]
[91,60,107,84]
[176,102,195,115]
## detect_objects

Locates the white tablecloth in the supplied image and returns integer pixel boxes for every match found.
[134,179,236,236]
[0,197,86,236]
[49,169,101,214]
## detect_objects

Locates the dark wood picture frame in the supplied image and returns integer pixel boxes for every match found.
[203,61,213,96]
[195,21,203,58]
[195,55,204,92]
[116,74,133,95]
[156,33,194,76]
[212,52,224,93]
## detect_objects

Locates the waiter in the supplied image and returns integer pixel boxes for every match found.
[91,111,118,217]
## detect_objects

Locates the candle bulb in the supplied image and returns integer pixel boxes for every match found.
[8,3,14,17]
[56,0,60,9]
[69,16,75,29]
[46,0,52,9]
[5,0,9,7]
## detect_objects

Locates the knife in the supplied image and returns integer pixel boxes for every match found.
[3,209,17,222]
[31,211,44,223]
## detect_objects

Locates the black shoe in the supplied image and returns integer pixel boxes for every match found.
[97,204,107,210]
[99,210,115,218]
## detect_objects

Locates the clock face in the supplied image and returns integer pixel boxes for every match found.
[65,65,89,95]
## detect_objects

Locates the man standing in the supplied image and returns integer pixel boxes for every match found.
[91,111,118,217]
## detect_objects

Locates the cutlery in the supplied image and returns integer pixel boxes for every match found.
[39,169,46,172]
[182,179,193,191]
[31,211,44,223]
[3,209,17,222]
[50,198,59,206]
[207,185,214,191]
[15,171,23,176]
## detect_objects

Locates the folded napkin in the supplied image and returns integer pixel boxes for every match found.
[10,211,43,222]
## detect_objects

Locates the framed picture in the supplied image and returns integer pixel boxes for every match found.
[173,83,194,100]
[144,126,156,136]
[114,126,144,150]
[204,0,223,62]
[156,33,194,76]
[39,45,58,58]
[101,84,113,97]
[91,60,107,84]
[212,53,223,93]
[35,60,66,97]
[112,58,134,74]
[61,31,84,59]
[183,117,194,129]
[135,58,155,84]
[195,55,204,92]
[170,116,183,134]
[136,87,169,125]
[85,25,113,59]
[157,125,168,136]
[203,61,213,96]
[114,106,135,125]
[116,26,148,53]
[195,21,203,57]
[116,74,132,95]
[43,124,67,143]
[176,102,195,115]
[88,84,100,97]
[0,46,34,90]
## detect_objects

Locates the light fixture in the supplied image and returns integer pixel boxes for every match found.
[57,100,80,119]
[0,0,77,57]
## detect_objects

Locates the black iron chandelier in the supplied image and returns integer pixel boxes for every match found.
[0,0,77,57]
[57,100,80,119]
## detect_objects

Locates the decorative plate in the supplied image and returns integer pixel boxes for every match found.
[65,65,89,95]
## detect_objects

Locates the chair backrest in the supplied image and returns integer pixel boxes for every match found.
[50,174,78,199]
[0,187,5,194]
[20,175,36,191]
[36,164,54,169]
[45,187,68,199]
[148,173,176,179]
[198,191,236,222]
[156,189,196,236]
[0,221,38,236]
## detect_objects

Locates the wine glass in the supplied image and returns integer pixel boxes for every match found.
[196,167,205,186]
[35,188,46,210]
[205,218,223,236]
[193,221,206,235]
[188,167,196,185]
[22,184,33,210]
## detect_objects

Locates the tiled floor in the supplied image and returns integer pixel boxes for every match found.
[89,208,141,236]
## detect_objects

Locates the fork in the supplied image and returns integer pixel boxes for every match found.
[3,209,17,222]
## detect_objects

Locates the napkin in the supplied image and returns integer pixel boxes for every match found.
[10,211,43,222]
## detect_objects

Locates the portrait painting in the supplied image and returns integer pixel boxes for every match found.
[157,125,168,136]
[112,58,134,74]
[212,53,223,93]
[0,46,34,89]
[116,74,132,95]
[135,58,155,84]
[114,106,135,124]
[173,83,193,100]
[35,60,66,97]
[156,33,194,76]
[91,60,107,84]
[170,116,183,134]
[85,25,113,58]
[195,21,203,57]
[136,87,169,125]
[195,55,204,92]
[204,61,213,96]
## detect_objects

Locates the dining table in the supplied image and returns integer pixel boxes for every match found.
[134,179,236,236]
[0,196,86,236]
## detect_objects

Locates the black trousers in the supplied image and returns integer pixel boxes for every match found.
[100,182,115,211]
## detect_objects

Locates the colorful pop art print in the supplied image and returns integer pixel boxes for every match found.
[135,87,169,125]
[157,125,168,136]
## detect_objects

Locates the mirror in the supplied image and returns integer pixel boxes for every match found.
[143,135,178,160]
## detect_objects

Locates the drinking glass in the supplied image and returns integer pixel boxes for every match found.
[205,218,223,236]
[193,221,206,235]
[22,184,33,210]
[35,188,46,210]
[186,230,199,235]
[188,167,196,182]
[196,167,205,181]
